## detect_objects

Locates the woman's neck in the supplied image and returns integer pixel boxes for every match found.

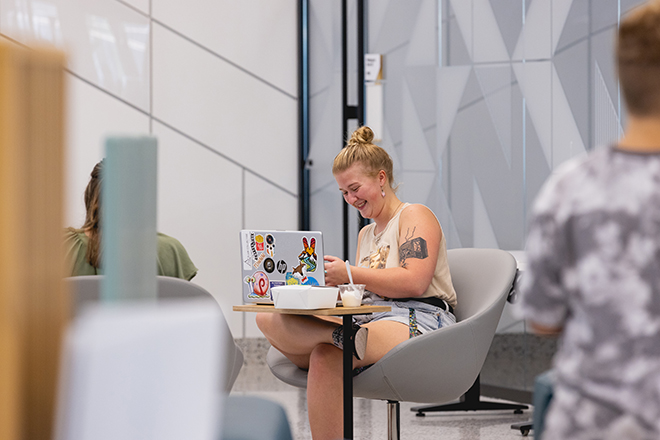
[373,197,404,234]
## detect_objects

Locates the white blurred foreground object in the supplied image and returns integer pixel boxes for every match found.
[271,285,339,309]
[55,299,224,440]
[339,284,366,307]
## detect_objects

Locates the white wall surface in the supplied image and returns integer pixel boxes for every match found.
[0,0,299,338]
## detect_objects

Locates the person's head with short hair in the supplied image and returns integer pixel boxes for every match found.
[82,160,103,267]
[332,126,395,190]
[618,0,660,117]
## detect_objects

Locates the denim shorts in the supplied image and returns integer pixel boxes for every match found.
[353,298,456,334]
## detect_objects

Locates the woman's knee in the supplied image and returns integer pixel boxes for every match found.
[255,312,274,334]
[309,343,342,375]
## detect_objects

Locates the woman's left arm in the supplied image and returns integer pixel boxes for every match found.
[348,204,441,298]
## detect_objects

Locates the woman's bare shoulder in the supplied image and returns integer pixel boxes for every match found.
[400,203,437,222]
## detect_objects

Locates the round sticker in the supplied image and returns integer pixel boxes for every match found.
[277,260,287,274]
[264,258,275,273]
[252,271,269,297]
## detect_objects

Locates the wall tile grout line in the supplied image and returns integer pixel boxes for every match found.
[113,0,297,100]
[59,66,299,199]
[115,0,145,17]
[65,69,150,115]
[150,20,298,101]
[151,117,299,198]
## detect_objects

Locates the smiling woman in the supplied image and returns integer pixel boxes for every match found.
[256,126,457,440]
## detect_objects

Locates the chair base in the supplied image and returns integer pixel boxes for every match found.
[511,421,533,436]
[387,401,400,440]
[411,375,528,416]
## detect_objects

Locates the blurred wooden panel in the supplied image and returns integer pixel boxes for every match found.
[0,42,69,440]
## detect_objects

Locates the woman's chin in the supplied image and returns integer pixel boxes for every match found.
[357,209,371,219]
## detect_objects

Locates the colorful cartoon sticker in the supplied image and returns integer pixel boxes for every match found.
[265,234,276,257]
[291,262,305,277]
[246,271,270,299]
[305,276,320,286]
[285,273,319,286]
[298,237,318,272]
[255,234,264,251]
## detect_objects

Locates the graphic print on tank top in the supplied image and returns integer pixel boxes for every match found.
[361,245,390,269]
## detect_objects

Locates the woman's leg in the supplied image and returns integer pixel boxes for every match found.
[307,320,409,440]
[256,312,341,368]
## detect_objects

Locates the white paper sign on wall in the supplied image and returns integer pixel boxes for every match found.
[365,54,383,83]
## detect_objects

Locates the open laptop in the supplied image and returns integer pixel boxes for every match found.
[240,230,325,304]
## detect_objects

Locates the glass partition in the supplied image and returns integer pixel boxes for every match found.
[364,0,645,398]
[307,0,646,399]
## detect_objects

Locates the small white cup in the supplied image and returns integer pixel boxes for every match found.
[338,284,366,307]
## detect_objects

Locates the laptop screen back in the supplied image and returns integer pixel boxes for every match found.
[239,230,325,304]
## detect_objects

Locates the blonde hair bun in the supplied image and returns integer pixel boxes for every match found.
[349,126,374,146]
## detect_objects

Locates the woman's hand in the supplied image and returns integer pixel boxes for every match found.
[323,255,348,286]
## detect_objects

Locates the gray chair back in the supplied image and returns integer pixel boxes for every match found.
[64,275,244,393]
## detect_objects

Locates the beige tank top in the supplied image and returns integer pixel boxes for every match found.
[357,203,457,307]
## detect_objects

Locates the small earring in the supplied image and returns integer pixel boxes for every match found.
[381,187,386,198]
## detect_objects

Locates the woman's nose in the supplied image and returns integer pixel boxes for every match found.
[345,193,357,204]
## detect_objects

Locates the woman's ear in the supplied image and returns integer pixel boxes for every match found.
[378,170,388,187]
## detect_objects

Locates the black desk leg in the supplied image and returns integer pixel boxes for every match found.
[342,315,354,440]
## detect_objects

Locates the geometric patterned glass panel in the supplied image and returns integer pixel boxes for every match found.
[368,0,645,251]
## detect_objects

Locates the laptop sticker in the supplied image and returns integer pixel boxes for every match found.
[298,237,318,272]
[265,234,276,257]
[245,271,270,299]
[263,258,275,273]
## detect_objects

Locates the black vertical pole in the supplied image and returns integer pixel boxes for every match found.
[356,0,367,231]
[342,0,368,258]
[342,315,354,439]
[357,0,365,126]
[341,0,349,261]
[299,0,310,230]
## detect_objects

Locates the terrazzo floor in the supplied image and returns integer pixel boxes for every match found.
[230,348,535,440]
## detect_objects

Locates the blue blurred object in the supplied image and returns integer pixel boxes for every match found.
[221,396,293,440]
[533,370,555,440]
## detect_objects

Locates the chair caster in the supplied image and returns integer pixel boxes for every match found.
[520,427,530,436]
[415,411,425,417]
[514,408,524,414]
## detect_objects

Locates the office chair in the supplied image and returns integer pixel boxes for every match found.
[65,275,244,393]
[266,248,526,439]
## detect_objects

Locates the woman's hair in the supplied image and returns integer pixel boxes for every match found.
[82,160,103,268]
[332,126,395,188]
[617,0,660,116]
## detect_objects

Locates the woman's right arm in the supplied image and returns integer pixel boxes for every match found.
[323,228,367,286]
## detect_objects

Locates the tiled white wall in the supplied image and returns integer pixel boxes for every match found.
[0,0,299,338]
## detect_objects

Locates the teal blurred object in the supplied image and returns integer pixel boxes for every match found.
[101,136,158,302]
[532,370,555,440]
[221,396,293,440]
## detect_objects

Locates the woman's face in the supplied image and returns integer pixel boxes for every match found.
[334,163,384,219]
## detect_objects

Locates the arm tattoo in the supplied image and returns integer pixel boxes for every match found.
[399,227,429,267]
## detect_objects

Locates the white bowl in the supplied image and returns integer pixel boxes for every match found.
[271,285,339,310]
